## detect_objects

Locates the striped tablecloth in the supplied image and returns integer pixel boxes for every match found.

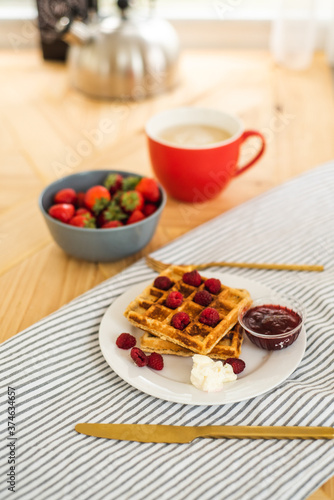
[1,162,333,500]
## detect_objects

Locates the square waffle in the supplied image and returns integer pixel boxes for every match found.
[124,265,252,355]
[140,323,243,359]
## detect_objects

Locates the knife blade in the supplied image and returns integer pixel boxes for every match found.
[75,423,334,443]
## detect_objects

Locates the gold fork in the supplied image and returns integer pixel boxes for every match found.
[146,255,324,273]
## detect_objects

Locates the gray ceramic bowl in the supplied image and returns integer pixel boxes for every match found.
[39,170,166,262]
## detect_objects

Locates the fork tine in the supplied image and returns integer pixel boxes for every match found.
[145,256,161,272]
[145,256,169,273]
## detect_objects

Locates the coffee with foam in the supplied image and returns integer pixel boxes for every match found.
[158,124,232,147]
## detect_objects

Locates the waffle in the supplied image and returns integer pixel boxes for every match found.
[124,265,252,355]
[140,323,243,359]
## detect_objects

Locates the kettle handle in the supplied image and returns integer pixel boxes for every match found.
[117,0,130,17]
[88,0,98,10]
[55,17,92,46]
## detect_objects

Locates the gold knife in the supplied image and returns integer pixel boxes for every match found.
[75,424,334,443]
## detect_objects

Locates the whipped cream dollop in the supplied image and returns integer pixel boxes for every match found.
[190,355,237,392]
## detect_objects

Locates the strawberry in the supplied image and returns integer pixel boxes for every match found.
[120,191,144,213]
[127,210,145,225]
[101,221,123,228]
[49,203,75,223]
[76,191,86,208]
[54,188,77,205]
[104,173,123,194]
[143,203,157,217]
[75,208,92,216]
[97,201,127,227]
[136,177,160,203]
[84,185,111,214]
[112,190,123,204]
[69,214,96,228]
[122,176,141,191]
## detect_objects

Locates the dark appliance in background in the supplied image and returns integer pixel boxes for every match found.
[36,0,97,60]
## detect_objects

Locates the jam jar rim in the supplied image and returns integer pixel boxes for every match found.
[238,295,305,340]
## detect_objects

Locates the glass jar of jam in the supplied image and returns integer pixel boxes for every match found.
[239,296,304,351]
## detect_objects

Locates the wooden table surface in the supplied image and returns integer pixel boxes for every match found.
[0,48,333,499]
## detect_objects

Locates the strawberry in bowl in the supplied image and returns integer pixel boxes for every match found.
[39,170,166,262]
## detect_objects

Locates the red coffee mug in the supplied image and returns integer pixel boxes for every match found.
[146,107,265,203]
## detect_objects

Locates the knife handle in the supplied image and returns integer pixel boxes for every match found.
[75,423,334,442]
[197,426,334,440]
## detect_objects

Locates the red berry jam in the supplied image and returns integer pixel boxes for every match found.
[241,304,303,350]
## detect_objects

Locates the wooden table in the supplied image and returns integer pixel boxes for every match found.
[0,48,333,499]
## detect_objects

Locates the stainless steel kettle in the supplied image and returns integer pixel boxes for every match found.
[57,0,180,100]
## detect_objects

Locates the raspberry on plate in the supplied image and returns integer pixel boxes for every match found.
[116,333,136,349]
[225,358,246,374]
[199,307,220,327]
[130,347,148,367]
[154,276,172,290]
[147,352,164,370]
[165,291,183,309]
[193,290,213,307]
[171,312,190,330]
[204,278,221,295]
[182,270,202,287]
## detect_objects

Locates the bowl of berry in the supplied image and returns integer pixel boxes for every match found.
[238,295,305,351]
[39,170,166,262]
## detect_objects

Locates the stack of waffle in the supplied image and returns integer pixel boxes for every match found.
[124,266,252,359]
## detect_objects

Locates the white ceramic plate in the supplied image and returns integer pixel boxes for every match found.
[99,273,306,405]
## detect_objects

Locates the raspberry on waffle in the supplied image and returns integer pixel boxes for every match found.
[124,266,252,355]
[140,323,244,359]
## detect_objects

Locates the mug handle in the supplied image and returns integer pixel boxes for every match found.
[234,130,266,177]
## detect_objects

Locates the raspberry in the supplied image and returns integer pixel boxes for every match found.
[204,278,221,295]
[225,358,246,374]
[165,291,183,309]
[182,270,202,287]
[193,290,213,307]
[154,276,172,290]
[171,312,190,330]
[199,307,220,327]
[130,347,148,367]
[116,333,136,349]
[148,352,164,370]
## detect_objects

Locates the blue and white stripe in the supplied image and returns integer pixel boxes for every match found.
[0,162,333,500]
